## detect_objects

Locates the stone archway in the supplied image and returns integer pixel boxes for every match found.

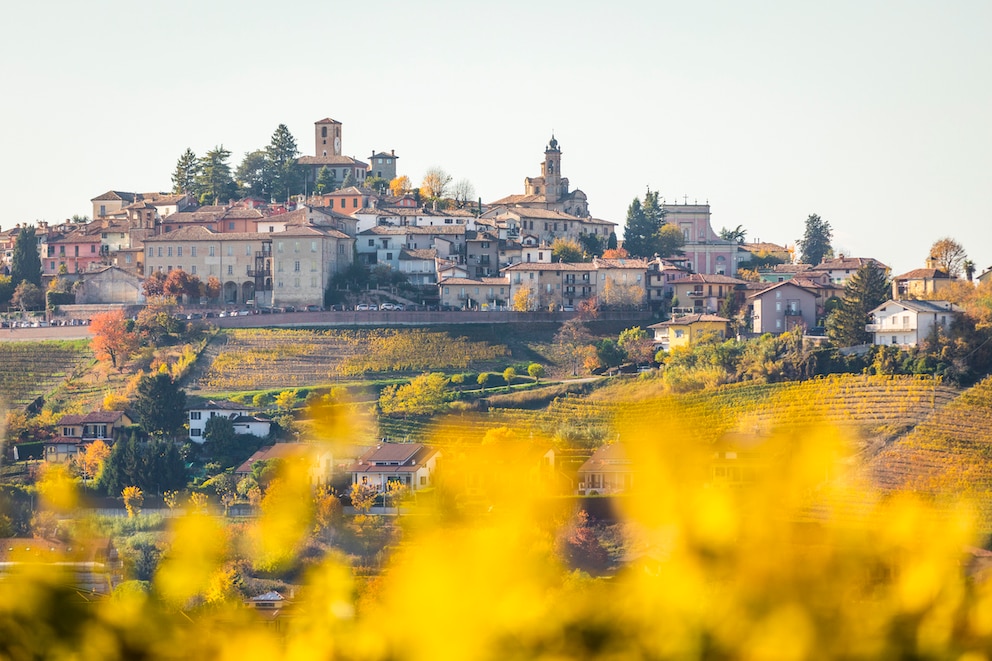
[223,281,238,304]
[242,281,255,304]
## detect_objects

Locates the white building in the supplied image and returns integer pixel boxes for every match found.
[187,400,270,443]
[867,300,961,348]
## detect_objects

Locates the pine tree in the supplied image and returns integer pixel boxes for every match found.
[826,261,890,347]
[11,226,42,287]
[266,124,302,202]
[132,372,187,438]
[195,145,235,205]
[171,148,201,196]
[316,166,337,193]
[798,214,833,265]
[622,189,665,258]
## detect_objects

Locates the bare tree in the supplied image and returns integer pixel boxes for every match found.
[452,179,476,207]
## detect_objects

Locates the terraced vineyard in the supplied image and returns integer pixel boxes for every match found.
[371,375,959,455]
[868,376,992,501]
[192,328,512,393]
[0,340,93,409]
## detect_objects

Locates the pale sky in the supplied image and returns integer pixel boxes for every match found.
[2,0,989,276]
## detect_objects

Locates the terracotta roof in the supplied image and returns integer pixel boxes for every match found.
[235,442,314,474]
[672,273,749,285]
[349,442,438,474]
[360,225,466,236]
[488,194,545,206]
[893,268,951,281]
[648,314,730,328]
[298,155,368,167]
[593,257,650,269]
[315,117,341,124]
[870,300,962,315]
[58,411,126,425]
[810,256,888,271]
[439,277,509,286]
[502,262,596,273]
[497,208,586,221]
[745,280,818,299]
[577,443,630,473]
[91,191,136,202]
[400,248,438,261]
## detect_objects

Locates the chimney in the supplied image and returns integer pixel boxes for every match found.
[391,149,395,156]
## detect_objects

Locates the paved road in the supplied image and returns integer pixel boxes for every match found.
[0,325,92,342]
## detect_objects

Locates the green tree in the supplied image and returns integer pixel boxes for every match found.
[798,214,833,265]
[502,367,517,389]
[551,237,585,263]
[266,124,302,202]
[315,166,337,194]
[341,170,357,189]
[656,224,685,259]
[826,261,890,347]
[719,225,746,244]
[196,145,235,205]
[595,339,626,370]
[11,226,42,288]
[622,189,668,258]
[577,233,603,257]
[235,149,270,199]
[0,274,14,308]
[171,148,201,196]
[132,372,187,438]
[378,373,451,416]
[618,326,655,366]
[527,363,545,382]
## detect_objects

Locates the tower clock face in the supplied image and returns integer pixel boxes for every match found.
[334,137,341,152]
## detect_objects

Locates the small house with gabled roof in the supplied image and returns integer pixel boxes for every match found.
[867,299,962,348]
[349,442,440,492]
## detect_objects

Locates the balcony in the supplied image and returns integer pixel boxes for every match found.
[866,322,916,332]
[784,308,802,316]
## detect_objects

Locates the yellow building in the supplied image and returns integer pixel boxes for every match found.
[648,314,730,350]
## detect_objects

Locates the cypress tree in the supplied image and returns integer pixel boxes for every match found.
[11,226,42,287]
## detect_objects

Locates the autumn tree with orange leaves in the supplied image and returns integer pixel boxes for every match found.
[90,309,138,371]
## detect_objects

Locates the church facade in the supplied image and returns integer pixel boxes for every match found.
[489,135,590,218]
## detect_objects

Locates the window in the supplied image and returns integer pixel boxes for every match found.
[294,261,300,272]
[311,241,317,252]
[167,247,173,257]
[191,265,197,275]
[294,277,300,288]
[157,247,163,257]
[90,244,96,253]
[368,239,375,247]
[177,246,182,257]
[229,222,235,230]
[277,261,284,272]
[227,265,233,275]
[353,198,358,208]
[191,246,196,257]
[49,261,55,270]
[190,411,202,420]
[277,242,284,253]
[674,329,684,338]
[209,246,215,257]
[338,244,345,254]
[294,242,300,253]
[310,277,317,287]
[191,428,202,437]
[227,245,233,256]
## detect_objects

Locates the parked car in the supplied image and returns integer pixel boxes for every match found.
[380,303,396,311]
[356,303,371,311]
[305,305,321,312]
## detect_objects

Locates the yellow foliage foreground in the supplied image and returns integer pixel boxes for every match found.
[6,410,992,660]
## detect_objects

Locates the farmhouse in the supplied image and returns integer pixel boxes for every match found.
[349,442,439,492]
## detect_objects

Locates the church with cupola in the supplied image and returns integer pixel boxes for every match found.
[489,135,589,218]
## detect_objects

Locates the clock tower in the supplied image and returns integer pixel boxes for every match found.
[314,117,343,157]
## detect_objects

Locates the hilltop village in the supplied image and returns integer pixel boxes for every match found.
[4,117,992,659]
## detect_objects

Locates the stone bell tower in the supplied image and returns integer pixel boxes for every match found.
[541,134,562,204]
[314,117,342,158]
